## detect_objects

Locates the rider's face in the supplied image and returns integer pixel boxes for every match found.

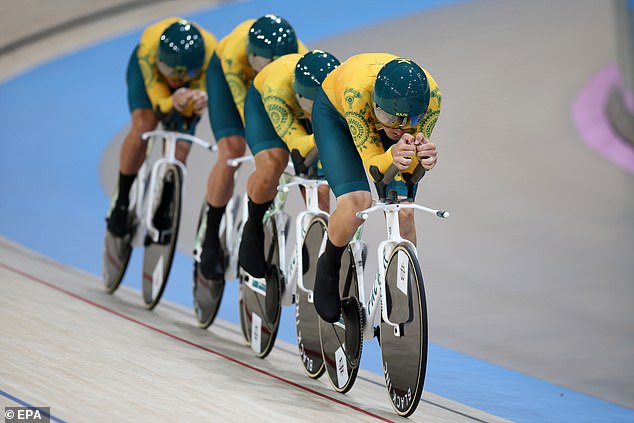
[166,77,185,89]
[382,126,408,140]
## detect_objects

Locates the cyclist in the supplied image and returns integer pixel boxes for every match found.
[199,14,308,279]
[106,18,216,237]
[311,54,442,322]
[238,50,341,278]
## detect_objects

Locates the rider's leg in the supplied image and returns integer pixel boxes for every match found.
[317,185,331,213]
[199,50,247,279]
[314,191,371,322]
[238,148,288,277]
[151,140,193,234]
[174,140,192,165]
[200,135,246,279]
[108,108,158,237]
[398,207,417,245]
[311,87,372,322]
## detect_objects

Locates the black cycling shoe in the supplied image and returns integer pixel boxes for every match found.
[107,204,129,238]
[238,222,266,279]
[200,244,225,280]
[314,255,342,323]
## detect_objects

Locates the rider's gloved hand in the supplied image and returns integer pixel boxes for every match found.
[414,133,438,171]
[190,89,208,115]
[172,88,192,112]
[391,134,417,171]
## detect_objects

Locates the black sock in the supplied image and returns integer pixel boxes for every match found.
[323,238,347,272]
[116,172,137,206]
[204,204,226,250]
[245,198,272,230]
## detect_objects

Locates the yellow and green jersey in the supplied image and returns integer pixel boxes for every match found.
[216,19,308,124]
[321,53,442,176]
[252,53,315,156]
[136,17,217,117]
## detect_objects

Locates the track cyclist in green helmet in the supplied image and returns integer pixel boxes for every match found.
[106,18,216,237]
[199,14,309,280]
[311,54,442,323]
[238,50,341,279]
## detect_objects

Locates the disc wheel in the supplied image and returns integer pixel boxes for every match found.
[318,244,363,393]
[102,190,137,294]
[238,217,282,358]
[192,201,226,328]
[295,215,328,379]
[380,242,428,417]
[141,166,182,310]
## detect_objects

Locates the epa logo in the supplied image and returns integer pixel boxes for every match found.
[5,407,50,423]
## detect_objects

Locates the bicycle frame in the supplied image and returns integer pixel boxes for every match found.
[352,202,449,339]
[275,174,329,306]
[133,130,215,246]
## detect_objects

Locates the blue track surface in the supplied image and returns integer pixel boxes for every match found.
[1,1,633,421]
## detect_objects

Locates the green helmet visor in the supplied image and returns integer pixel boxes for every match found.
[373,102,426,129]
[157,59,200,82]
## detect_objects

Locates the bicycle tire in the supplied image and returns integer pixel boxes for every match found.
[380,242,428,417]
[192,201,225,329]
[295,215,328,379]
[141,165,182,310]
[238,217,282,358]
[102,189,137,294]
[318,243,363,393]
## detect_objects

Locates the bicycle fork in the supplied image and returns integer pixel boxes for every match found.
[144,159,186,244]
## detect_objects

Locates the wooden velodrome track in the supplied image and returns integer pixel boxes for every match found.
[1,0,633,422]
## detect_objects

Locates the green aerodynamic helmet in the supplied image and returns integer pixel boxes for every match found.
[372,57,430,128]
[247,14,298,60]
[294,50,340,101]
[157,19,205,80]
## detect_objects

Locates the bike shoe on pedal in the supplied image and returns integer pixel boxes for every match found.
[314,254,342,323]
[200,244,225,280]
[238,221,266,279]
[107,204,129,238]
[153,179,174,230]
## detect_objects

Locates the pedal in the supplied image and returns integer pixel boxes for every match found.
[157,229,173,245]
[144,228,172,246]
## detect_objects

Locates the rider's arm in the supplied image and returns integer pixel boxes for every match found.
[417,71,442,140]
[137,49,175,115]
[344,96,397,182]
[188,29,218,95]
[261,89,315,157]
[219,21,257,125]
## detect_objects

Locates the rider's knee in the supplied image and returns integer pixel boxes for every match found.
[131,109,158,135]
[338,191,372,214]
[175,142,191,164]
[217,135,246,158]
[256,149,288,174]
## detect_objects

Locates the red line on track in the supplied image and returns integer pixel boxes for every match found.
[0,262,395,423]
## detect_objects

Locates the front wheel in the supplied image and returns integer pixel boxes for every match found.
[192,201,226,328]
[141,165,182,310]
[295,215,328,379]
[238,217,282,358]
[380,242,428,417]
[318,243,363,394]
[102,189,137,294]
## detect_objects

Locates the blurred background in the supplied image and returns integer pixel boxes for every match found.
[1,1,632,421]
